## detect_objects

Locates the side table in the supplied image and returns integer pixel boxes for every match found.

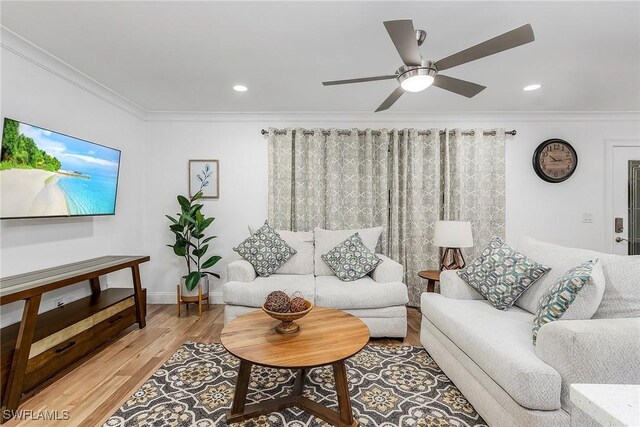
[570,383,640,426]
[418,270,440,293]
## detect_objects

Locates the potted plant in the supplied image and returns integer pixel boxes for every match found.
[166,187,221,300]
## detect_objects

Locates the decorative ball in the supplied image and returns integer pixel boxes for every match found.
[264,290,291,313]
[290,296,307,313]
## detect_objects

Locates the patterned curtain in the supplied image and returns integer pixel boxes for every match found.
[267,127,505,306]
[389,129,442,306]
[269,128,389,241]
[268,129,294,230]
[443,129,506,261]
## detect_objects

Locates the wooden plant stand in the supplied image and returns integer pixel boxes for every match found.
[176,284,209,317]
[0,255,149,424]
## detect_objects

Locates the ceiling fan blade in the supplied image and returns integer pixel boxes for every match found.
[432,75,486,98]
[434,24,535,71]
[322,75,397,86]
[375,86,404,112]
[383,20,422,66]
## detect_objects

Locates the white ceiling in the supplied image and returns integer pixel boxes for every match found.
[2,1,639,113]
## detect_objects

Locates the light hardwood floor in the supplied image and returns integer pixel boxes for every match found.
[4,304,422,427]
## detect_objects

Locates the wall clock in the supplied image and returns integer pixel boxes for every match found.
[532,139,578,183]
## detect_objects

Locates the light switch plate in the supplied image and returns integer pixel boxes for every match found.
[582,213,593,223]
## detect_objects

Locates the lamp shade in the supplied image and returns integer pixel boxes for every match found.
[433,221,473,248]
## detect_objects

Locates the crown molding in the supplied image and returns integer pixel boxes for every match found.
[144,110,640,123]
[1,26,147,120]
[2,26,639,124]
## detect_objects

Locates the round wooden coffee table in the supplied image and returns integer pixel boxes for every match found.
[221,306,369,427]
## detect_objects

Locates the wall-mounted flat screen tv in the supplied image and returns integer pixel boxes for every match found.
[1,118,121,219]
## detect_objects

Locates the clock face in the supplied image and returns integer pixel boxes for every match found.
[533,139,578,183]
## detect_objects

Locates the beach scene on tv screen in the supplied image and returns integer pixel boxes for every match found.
[0,119,120,218]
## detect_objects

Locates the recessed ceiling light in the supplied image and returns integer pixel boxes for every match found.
[523,84,542,91]
[233,85,248,92]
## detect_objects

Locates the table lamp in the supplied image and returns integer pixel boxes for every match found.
[433,221,474,270]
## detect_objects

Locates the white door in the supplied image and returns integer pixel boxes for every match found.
[609,142,640,255]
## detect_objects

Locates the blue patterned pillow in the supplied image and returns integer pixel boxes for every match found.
[532,260,598,344]
[321,233,382,282]
[457,236,550,310]
[233,221,296,277]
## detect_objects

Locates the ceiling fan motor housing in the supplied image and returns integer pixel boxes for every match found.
[396,60,437,86]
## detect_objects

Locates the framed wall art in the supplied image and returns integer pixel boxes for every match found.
[189,159,219,199]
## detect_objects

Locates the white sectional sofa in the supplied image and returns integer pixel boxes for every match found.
[420,236,640,426]
[223,227,409,338]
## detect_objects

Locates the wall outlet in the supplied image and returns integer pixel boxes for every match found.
[53,297,64,308]
[582,213,594,223]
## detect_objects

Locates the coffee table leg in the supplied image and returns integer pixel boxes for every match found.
[333,361,355,425]
[292,368,307,396]
[230,360,253,415]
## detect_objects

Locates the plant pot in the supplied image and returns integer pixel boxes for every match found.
[180,275,209,300]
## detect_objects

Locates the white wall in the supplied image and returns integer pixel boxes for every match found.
[143,121,268,302]
[0,42,146,324]
[142,113,640,302]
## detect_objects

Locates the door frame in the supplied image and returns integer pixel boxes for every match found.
[603,139,640,253]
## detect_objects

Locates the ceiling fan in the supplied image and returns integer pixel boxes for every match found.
[322,20,535,112]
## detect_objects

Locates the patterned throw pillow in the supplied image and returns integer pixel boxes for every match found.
[532,260,598,344]
[233,221,297,277]
[321,233,382,282]
[457,236,550,310]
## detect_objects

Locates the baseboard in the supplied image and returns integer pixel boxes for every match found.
[147,291,224,305]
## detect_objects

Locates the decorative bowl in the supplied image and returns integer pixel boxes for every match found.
[261,300,314,334]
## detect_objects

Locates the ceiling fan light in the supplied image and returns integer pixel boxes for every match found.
[401,75,435,92]
[397,64,437,93]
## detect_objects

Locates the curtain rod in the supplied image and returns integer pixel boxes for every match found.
[261,129,516,137]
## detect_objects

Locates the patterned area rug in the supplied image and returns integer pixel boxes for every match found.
[104,342,486,427]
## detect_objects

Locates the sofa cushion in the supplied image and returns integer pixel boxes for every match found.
[457,236,550,310]
[233,222,296,277]
[593,256,640,319]
[321,233,381,281]
[421,293,561,410]
[249,226,314,275]
[223,274,315,308]
[516,236,640,317]
[532,260,605,344]
[314,227,383,276]
[315,275,408,309]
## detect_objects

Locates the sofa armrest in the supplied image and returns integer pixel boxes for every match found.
[371,254,404,283]
[227,259,257,282]
[440,270,484,300]
[536,318,640,410]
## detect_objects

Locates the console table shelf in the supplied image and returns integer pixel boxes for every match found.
[0,256,149,423]
[1,288,135,354]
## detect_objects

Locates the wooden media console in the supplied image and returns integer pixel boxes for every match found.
[0,256,150,423]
